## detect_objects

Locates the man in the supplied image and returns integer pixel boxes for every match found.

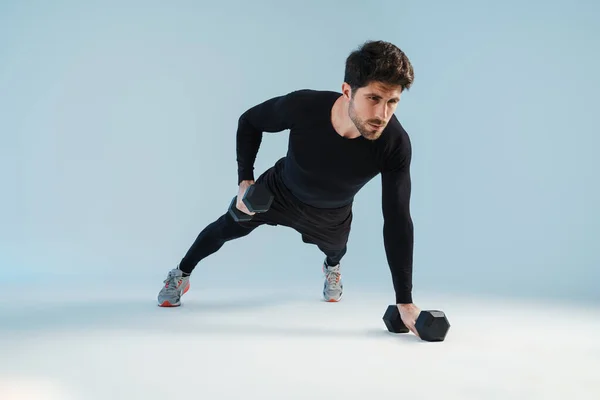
[157,40,423,337]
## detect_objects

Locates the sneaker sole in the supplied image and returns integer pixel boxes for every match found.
[158,282,190,307]
[323,292,343,302]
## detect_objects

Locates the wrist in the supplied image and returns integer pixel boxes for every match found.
[237,173,255,185]
[239,179,254,186]
[395,294,413,304]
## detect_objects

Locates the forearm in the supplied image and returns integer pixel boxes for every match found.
[383,215,414,304]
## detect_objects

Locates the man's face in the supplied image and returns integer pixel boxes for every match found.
[346,81,402,140]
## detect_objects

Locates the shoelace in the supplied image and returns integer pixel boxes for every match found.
[163,271,183,293]
[325,266,341,288]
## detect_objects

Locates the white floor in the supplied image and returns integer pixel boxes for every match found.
[1,283,599,400]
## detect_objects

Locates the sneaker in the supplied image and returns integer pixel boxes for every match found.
[157,267,191,307]
[322,259,343,302]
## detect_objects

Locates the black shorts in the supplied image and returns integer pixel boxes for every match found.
[237,157,353,252]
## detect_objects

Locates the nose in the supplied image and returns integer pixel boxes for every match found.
[376,103,388,122]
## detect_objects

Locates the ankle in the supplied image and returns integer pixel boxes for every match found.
[177,264,192,277]
[325,258,339,267]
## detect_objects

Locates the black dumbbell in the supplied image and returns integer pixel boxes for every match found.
[228,184,274,222]
[382,305,450,342]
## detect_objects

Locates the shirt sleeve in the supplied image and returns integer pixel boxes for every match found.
[235,91,297,184]
[380,137,415,304]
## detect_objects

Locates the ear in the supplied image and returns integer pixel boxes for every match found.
[341,82,352,100]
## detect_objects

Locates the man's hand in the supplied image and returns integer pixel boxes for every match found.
[397,303,422,338]
[236,180,255,216]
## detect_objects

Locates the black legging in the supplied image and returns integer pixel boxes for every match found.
[178,211,347,274]
[177,159,352,274]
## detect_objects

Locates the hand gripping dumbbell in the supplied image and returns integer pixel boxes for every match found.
[228,184,274,222]
[382,305,451,342]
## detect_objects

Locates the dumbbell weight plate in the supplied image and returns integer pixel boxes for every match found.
[415,310,450,342]
[243,184,274,213]
[382,305,409,333]
[228,196,253,222]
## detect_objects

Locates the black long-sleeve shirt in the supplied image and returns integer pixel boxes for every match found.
[235,89,415,304]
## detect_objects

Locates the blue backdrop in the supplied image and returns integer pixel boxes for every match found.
[2,0,598,304]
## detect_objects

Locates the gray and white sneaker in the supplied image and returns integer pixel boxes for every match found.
[157,267,191,307]
[322,259,343,302]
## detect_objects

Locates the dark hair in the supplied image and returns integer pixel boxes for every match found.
[344,40,414,94]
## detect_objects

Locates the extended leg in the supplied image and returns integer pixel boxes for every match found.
[178,211,261,274]
[157,212,261,307]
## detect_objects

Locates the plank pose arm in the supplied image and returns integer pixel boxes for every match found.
[380,139,421,338]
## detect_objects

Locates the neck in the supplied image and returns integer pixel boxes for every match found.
[332,95,361,139]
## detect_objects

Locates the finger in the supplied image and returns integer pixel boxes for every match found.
[408,323,420,338]
[237,203,255,215]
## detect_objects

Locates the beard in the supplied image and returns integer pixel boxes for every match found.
[348,99,385,141]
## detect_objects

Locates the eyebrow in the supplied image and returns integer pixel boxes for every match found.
[364,92,400,101]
